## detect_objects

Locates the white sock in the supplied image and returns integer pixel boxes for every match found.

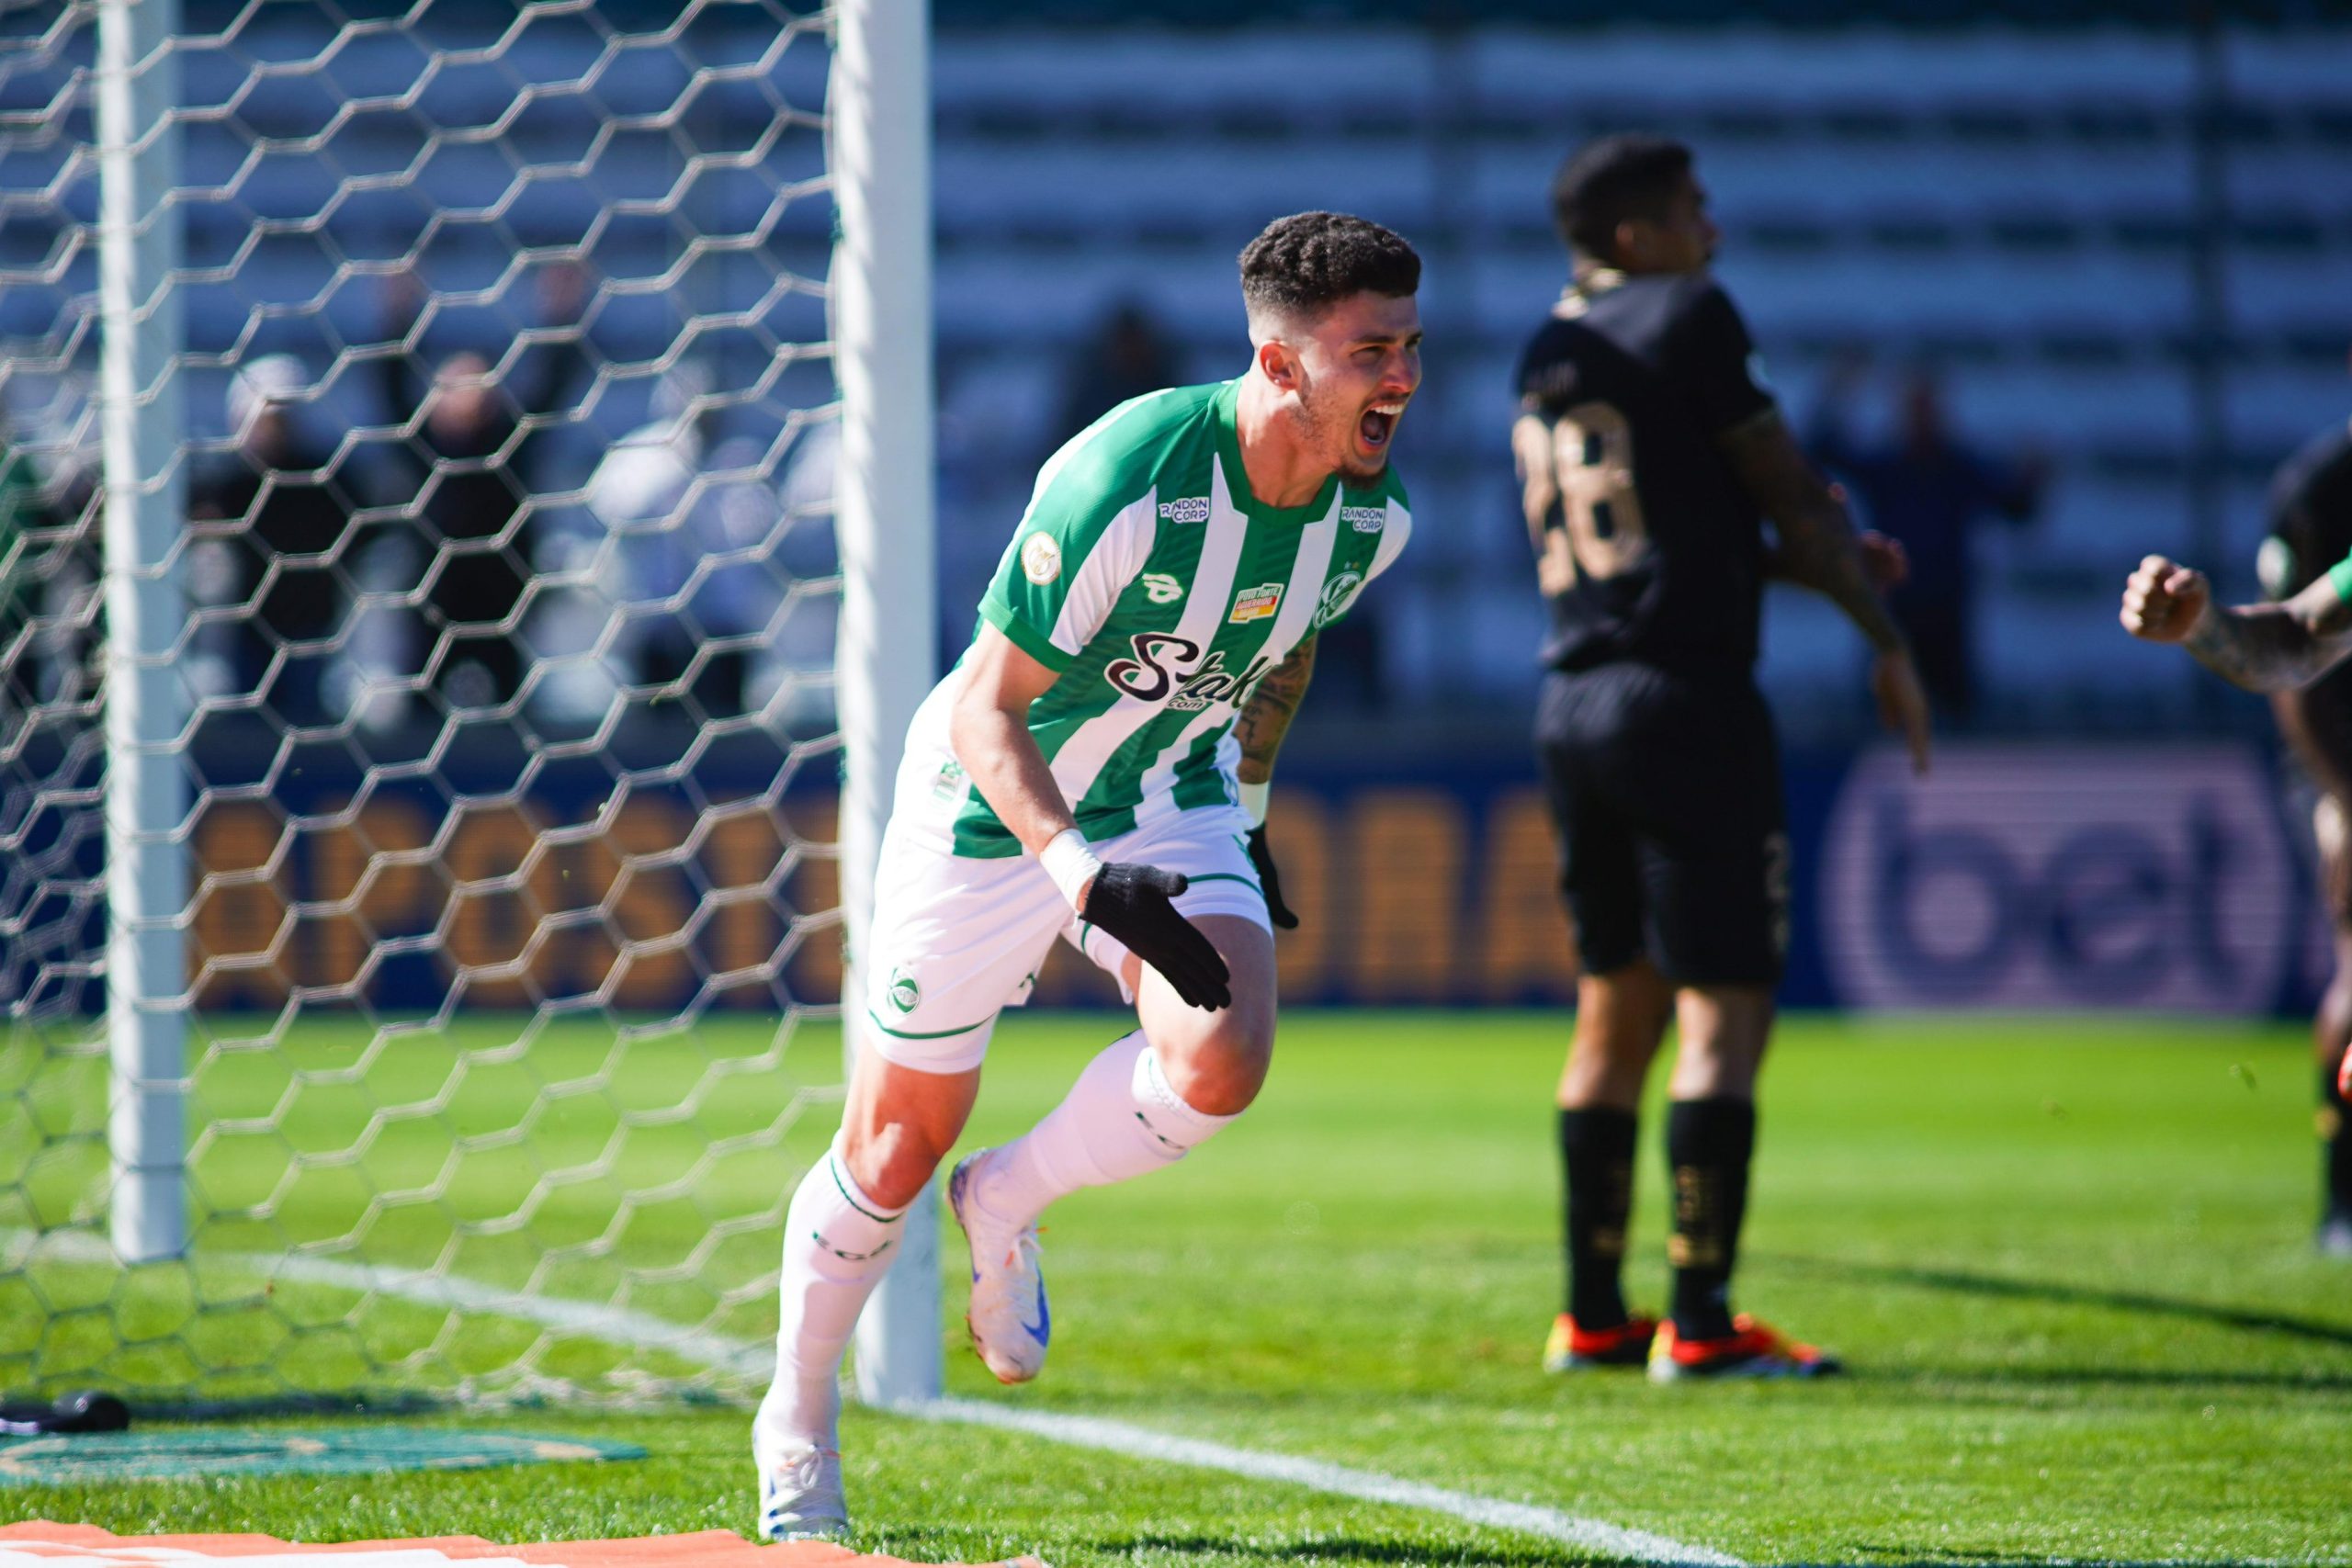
[753,1142,904,1453]
[972,1031,1238,1230]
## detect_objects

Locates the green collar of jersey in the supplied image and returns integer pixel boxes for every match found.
[1211,377,1343,528]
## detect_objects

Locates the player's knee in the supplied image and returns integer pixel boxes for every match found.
[839,1120,951,1213]
[1157,1014,1273,1118]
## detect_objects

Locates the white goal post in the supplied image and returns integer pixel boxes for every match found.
[830,0,942,1410]
[1,0,940,1409]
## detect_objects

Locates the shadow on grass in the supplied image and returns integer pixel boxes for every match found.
[1919,1365,2352,1393]
[1763,1254,2352,1348]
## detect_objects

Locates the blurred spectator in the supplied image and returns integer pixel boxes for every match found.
[765,417,841,734]
[581,365,776,718]
[1047,299,1178,453]
[372,266,587,716]
[1809,360,2046,722]
[187,355,352,728]
[0,401,49,713]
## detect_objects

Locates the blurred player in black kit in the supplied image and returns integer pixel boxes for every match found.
[1517,134,1930,1379]
[2123,355,2352,1256]
[2254,403,2352,1254]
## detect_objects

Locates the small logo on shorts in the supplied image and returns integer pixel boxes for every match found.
[1158,496,1210,525]
[887,967,921,1013]
[1341,504,1385,533]
[932,759,967,805]
[1020,532,1061,584]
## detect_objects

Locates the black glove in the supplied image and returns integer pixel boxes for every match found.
[1247,825,1298,930]
[1081,862,1231,1011]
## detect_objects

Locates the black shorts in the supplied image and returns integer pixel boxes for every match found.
[1535,663,1788,987]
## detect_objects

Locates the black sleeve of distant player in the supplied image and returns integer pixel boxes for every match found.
[1663,277,1777,435]
[2265,428,2352,598]
[1515,317,1580,410]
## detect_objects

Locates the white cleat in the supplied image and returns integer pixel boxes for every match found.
[756,1439,849,1542]
[948,1149,1051,1384]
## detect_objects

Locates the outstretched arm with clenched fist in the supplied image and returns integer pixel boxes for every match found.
[2121,552,2352,693]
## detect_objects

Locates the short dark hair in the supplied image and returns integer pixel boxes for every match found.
[1238,211,1420,322]
[1551,134,1694,261]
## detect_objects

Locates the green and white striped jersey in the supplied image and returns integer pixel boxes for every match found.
[903,378,1411,858]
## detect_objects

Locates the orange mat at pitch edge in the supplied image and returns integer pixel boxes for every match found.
[0,1522,1046,1568]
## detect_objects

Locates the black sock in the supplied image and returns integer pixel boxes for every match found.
[1557,1106,1638,1327]
[1667,1097,1757,1342]
[2324,1061,2352,1219]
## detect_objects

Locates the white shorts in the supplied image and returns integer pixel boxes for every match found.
[862,803,1269,1074]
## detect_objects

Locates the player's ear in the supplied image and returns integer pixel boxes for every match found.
[1610,218,1646,269]
[1256,337,1300,392]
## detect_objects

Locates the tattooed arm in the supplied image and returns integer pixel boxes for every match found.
[1230,634,1315,930]
[2120,553,2352,692]
[1720,409,1904,650]
[1718,408,1931,773]
[1233,634,1317,787]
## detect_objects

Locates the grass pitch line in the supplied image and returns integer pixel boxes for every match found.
[910,1396,1747,1568]
[6,1228,1740,1566]
[0,1228,768,1380]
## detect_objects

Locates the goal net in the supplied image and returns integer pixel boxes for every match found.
[0,0,931,1408]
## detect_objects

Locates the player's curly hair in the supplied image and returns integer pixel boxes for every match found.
[1238,211,1420,322]
[1552,134,1694,261]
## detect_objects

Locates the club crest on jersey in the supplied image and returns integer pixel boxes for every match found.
[1228,583,1283,625]
[1340,504,1385,534]
[1020,532,1061,584]
[1313,570,1366,629]
[1157,496,1210,525]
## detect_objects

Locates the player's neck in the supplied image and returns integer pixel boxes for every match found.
[1233,372,1334,510]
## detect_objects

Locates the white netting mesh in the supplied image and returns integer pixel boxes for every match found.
[0,1,851,1404]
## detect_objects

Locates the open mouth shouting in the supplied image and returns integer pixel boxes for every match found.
[1355,399,1408,459]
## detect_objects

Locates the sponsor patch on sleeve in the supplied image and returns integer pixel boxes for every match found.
[1020,531,1062,585]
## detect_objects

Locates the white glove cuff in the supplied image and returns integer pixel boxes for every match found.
[1039,828,1104,912]
[1238,781,1271,827]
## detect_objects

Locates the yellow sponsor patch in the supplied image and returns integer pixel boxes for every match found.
[1228,582,1283,624]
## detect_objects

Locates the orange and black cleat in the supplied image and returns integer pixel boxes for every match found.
[1543,1312,1658,1372]
[1647,1314,1843,1382]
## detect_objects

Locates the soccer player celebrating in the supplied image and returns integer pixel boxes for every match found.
[2120,398,2352,1252]
[752,211,1421,1536]
[1516,135,1930,1382]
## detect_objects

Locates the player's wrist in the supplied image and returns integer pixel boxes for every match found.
[2180,594,2220,649]
[1238,781,1271,827]
[1038,828,1103,913]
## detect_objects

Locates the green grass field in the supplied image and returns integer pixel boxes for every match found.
[6,1010,2351,1564]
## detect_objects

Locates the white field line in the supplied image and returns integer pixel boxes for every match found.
[3,1227,768,1378]
[909,1394,1746,1568]
[6,1227,1742,1565]
[16,1232,2352,1568]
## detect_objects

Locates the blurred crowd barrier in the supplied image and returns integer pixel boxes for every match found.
[17,737,2319,1021]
